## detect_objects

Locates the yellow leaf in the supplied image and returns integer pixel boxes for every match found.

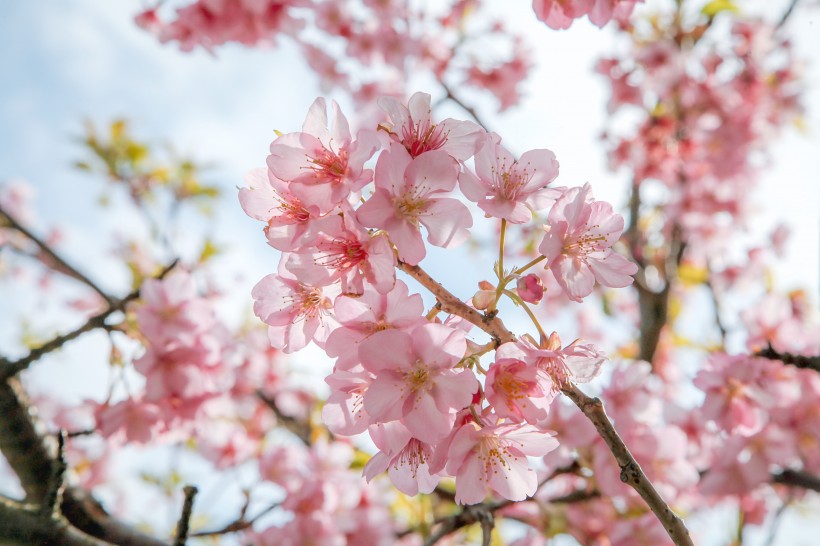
[701,0,739,17]
[677,263,709,286]
[198,239,220,263]
[110,119,128,141]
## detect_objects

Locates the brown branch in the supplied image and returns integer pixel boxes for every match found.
[172,486,198,546]
[0,205,114,306]
[757,343,820,374]
[257,391,312,445]
[41,430,68,517]
[0,259,178,380]
[437,79,491,133]
[0,497,109,546]
[773,469,820,492]
[0,263,181,546]
[396,261,514,347]
[397,260,694,546]
[189,499,279,538]
[560,385,692,546]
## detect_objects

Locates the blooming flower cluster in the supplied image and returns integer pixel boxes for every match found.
[137,0,532,111]
[599,16,803,250]
[242,92,638,504]
[533,0,643,30]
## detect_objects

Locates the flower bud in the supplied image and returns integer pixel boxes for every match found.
[516,273,544,304]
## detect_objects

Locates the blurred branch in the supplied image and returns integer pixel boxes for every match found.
[773,469,820,492]
[0,205,114,306]
[0,496,107,546]
[0,259,178,380]
[257,391,312,445]
[437,79,491,133]
[0,262,181,546]
[190,497,279,538]
[397,260,694,546]
[172,486,198,546]
[757,343,820,374]
[777,0,800,29]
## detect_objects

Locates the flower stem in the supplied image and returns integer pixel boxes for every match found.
[514,255,546,275]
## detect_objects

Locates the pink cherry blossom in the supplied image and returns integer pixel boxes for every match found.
[356,144,472,265]
[323,366,375,436]
[443,419,559,504]
[485,357,555,426]
[364,421,440,495]
[324,280,425,370]
[497,332,607,392]
[358,323,478,443]
[268,97,379,212]
[238,168,322,251]
[252,268,338,353]
[95,398,162,444]
[284,213,396,296]
[539,183,638,302]
[460,134,560,223]
[378,92,484,160]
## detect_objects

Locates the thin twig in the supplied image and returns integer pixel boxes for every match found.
[773,469,820,492]
[257,391,312,445]
[190,500,279,538]
[397,260,694,546]
[0,260,178,380]
[0,205,114,306]
[41,430,68,517]
[763,495,791,546]
[776,0,800,29]
[173,485,198,546]
[757,343,820,374]
[438,80,491,132]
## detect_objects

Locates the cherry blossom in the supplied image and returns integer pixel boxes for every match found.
[358,323,478,443]
[460,134,560,223]
[539,183,637,301]
[356,144,472,265]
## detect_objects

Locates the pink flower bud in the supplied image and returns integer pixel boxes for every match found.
[516,274,544,304]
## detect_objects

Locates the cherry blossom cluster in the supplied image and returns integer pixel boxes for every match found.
[92,270,313,472]
[241,92,638,504]
[250,440,396,545]
[533,0,643,30]
[136,0,532,110]
[599,14,803,249]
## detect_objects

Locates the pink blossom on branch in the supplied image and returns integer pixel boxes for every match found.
[440,418,559,504]
[358,323,478,444]
[268,97,379,213]
[377,91,484,160]
[533,0,642,30]
[539,183,637,302]
[252,267,338,353]
[283,213,396,296]
[459,133,560,223]
[356,144,472,265]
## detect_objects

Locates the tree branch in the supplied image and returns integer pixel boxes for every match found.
[0,497,108,546]
[773,469,820,492]
[437,79,491,133]
[757,343,820,374]
[397,260,694,546]
[0,205,114,306]
[172,486,198,546]
[776,0,800,29]
[0,259,178,380]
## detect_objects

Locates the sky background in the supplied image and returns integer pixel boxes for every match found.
[1,0,819,544]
